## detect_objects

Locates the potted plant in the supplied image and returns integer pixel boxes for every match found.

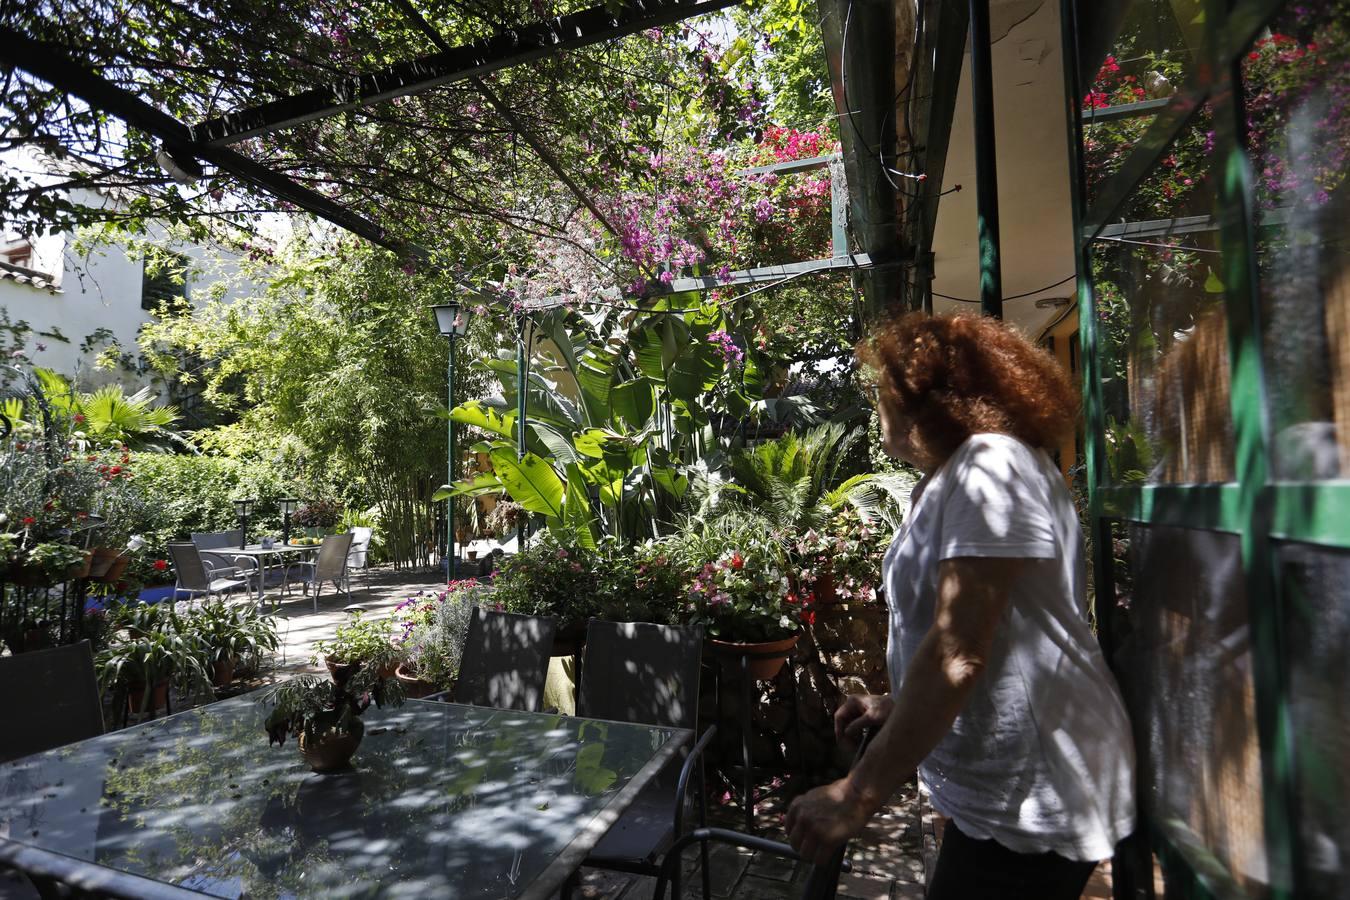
[396,583,479,697]
[26,541,91,585]
[312,611,400,685]
[262,670,403,773]
[491,533,599,654]
[593,538,684,625]
[96,603,209,715]
[292,500,342,539]
[791,508,886,607]
[686,538,810,679]
[188,600,280,686]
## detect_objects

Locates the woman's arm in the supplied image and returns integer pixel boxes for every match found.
[785,555,1024,863]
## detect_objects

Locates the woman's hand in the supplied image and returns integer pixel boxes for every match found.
[834,693,894,747]
[785,778,873,865]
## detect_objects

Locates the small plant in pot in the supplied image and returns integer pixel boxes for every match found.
[685,537,811,679]
[491,532,599,651]
[312,611,399,685]
[96,603,209,716]
[395,583,479,697]
[188,600,280,687]
[292,500,342,539]
[262,670,404,773]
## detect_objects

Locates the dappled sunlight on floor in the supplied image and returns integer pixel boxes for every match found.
[567,780,925,900]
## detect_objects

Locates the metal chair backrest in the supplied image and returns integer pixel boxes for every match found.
[578,620,704,730]
[191,530,241,550]
[168,541,211,591]
[347,526,372,568]
[0,641,104,763]
[313,532,354,582]
[451,607,556,711]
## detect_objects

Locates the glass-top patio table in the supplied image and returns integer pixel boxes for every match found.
[0,695,691,898]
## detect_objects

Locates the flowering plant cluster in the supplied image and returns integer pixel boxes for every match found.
[685,539,807,642]
[791,508,886,606]
[492,533,601,627]
[393,580,478,643]
[398,582,481,689]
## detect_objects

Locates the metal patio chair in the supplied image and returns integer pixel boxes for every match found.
[427,607,556,712]
[344,526,373,594]
[190,529,261,584]
[168,542,251,603]
[562,620,715,900]
[651,731,875,900]
[0,641,104,764]
[284,531,354,613]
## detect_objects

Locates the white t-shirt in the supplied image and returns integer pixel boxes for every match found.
[882,433,1136,861]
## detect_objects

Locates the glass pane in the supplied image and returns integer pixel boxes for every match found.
[1081,0,1206,205]
[1090,108,1234,485]
[0,696,682,897]
[1279,541,1350,899]
[1245,9,1350,480]
[1121,525,1268,897]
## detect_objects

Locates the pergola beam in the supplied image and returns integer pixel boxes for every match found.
[384,0,624,240]
[0,26,428,260]
[189,0,742,148]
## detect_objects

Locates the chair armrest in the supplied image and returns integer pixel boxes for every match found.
[653,827,850,900]
[673,725,717,838]
[201,560,244,578]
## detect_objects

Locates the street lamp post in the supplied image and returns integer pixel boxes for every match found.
[232,498,255,550]
[279,497,300,545]
[432,301,474,584]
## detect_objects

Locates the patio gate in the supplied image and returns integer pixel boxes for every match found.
[1058,0,1350,897]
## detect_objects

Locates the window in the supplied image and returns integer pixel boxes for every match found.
[141,252,190,312]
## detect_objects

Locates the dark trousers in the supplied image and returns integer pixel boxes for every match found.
[927,821,1099,900]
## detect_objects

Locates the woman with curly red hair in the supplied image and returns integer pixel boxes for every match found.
[786,312,1135,899]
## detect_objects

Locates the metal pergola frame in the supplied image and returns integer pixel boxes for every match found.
[0,0,740,262]
[1057,0,1320,897]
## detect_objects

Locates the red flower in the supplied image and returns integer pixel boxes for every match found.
[729,552,744,570]
[73,414,85,424]
[109,465,122,475]
[801,610,817,626]
[785,592,799,605]
[153,559,169,572]
[21,517,35,526]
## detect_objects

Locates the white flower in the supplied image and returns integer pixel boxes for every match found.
[779,615,793,629]
[126,534,146,552]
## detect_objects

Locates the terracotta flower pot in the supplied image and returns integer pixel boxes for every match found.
[710,632,801,680]
[395,662,437,698]
[66,551,94,580]
[95,556,130,585]
[89,547,119,578]
[212,657,237,687]
[299,730,362,773]
[325,657,362,686]
[127,679,170,715]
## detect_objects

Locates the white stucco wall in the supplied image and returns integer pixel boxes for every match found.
[1,187,258,390]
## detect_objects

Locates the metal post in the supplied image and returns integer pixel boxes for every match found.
[516,316,528,548]
[968,0,1003,319]
[447,336,457,585]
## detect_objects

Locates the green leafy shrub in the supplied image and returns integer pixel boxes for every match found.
[491,532,600,628]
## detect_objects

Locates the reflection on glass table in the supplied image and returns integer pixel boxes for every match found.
[0,695,690,898]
